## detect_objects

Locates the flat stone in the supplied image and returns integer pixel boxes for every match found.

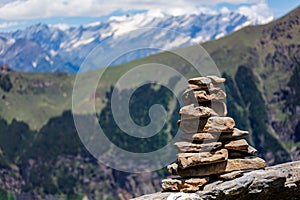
[188,77,212,85]
[181,178,209,192]
[178,117,235,133]
[220,128,249,140]
[225,139,249,151]
[177,149,228,169]
[174,141,222,153]
[180,128,249,142]
[180,132,220,142]
[194,88,226,102]
[180,104,218,119]
[169,157,266,177]
[218,170,244,180]
[204,117,235,132]
[161,178,209,192]
[161,179,181,191]
[182,88,226,105]
[204,88,226,101]
[207,75,226,84]
[168,161,227,177]
[229,145,258,158]
[188,83,211,90]
[224,157,266,172]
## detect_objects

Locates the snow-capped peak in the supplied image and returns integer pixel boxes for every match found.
[0,8,274,73]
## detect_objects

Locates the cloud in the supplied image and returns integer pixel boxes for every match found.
[0,21,21,29]
[237,2,274,23]
[0,0,269,20]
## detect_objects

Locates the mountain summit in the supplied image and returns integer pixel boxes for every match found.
[0,10,272,73]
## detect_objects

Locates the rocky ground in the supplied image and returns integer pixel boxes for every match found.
[133,160,300,200]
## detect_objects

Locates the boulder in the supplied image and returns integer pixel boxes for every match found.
[134,161,300,200]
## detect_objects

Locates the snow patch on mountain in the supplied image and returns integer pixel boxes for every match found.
[0,8,274,73]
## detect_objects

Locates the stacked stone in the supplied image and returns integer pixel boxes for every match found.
[161,76,266,193]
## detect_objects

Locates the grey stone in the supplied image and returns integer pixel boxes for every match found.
[133,161,300,200]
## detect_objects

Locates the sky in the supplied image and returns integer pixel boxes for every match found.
[0,0,299,32]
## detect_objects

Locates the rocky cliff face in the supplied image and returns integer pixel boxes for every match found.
[133,161,300,200]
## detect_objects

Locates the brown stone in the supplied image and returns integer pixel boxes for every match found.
[225,157,266,172]
[194,88,226,102]
[180,104,218,119]
[218,170,244,180]
[169,158,266,177]
[181,178,209,192]
[225,139,249,151]
[188,77,212,85]
[178,117,235,133]
[205,88,226,101]
[174,141,222,153]
[177,149,228,169]
[161,179,181,191]
[207,75,226,85]
[180,132,220,142]
[167,163,178,175]
[180,128,249,142]
[204,117,235,132]
[188,84,211,90]
[220,128,249,140]
[161,178,209,192]
[228,145,258,158]
[168,161,226,177]
[182,88,226,105]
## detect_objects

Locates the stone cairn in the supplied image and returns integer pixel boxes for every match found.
[161,76,266,193]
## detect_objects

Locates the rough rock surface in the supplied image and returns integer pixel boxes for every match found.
[180,104,218,119]
[224,139,249,151]
[174,142,222,153]
[168,158,266,177]
[177,149,228,169]
[182,88,226,105]
[162,178,209,192]
[180,128,249,142]
[132,161,300,200]
[178,117,235,133]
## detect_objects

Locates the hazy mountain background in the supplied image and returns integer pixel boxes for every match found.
[0,9,272,73]
[0,3,299,200]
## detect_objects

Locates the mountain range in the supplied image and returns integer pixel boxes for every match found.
[0,10,272,73]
